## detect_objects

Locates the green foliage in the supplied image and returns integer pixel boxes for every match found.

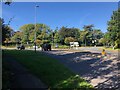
[99,38,105,46]
[58,27,80,45]
[79,25,104,46]
[55,75,94,89]
[106,8,120,48]
[79,30,88,46]
[65,37,76,45]
[6,20,105,47]
[11,31,23,43]
[54,32,60,43]
[59,27,80,39]
[114,39,120,49]
[35,39,42,46]
[1,18,13,44]
[42,40,50,44]
[83,24,94,31]
[19,23,51,44]
[20,24,34,43]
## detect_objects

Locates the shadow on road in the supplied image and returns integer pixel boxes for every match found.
[44,50,119,89]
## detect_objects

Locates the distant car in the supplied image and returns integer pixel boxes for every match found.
[33,46,38,49]
[17,45,25,50]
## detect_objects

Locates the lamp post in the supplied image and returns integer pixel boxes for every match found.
[34,4,39,53]
[52,32,55,47]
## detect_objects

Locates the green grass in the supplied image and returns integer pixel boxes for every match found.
[2,59,12,89]
[3,50,95,89]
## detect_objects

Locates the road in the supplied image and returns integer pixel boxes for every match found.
[76,47,118,55]
[42,47,119,89]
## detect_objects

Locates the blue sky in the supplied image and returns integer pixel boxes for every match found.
[2,2,118,33]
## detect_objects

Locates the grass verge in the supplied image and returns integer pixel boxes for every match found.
[3,50,95,89]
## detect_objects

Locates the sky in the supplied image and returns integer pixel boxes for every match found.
[2,2,118,33]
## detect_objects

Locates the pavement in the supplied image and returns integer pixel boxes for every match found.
[42,48,119,89]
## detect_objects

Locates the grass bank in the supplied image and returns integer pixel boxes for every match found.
[2,58,12,89]
[3,50,95,89]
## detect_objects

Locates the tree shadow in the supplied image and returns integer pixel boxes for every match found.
[44,51,119,89]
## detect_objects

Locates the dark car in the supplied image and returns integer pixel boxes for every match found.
[41,43,51,51]
[17,45,25,50]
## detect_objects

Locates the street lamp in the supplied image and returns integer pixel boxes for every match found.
[52,32,55,47]
[34,4,39,53]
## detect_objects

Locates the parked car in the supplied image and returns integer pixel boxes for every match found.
[17,45,25,50]
[41,43,51,51]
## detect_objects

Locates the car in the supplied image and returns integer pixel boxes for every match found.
[41,43,51,51]
[17,45,25,50]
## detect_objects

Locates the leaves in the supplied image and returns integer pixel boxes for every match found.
[65,37,76,45]
[106,8,120,48]
[58,27,80,45]
[19,24,50,43]
[1,18,13,44]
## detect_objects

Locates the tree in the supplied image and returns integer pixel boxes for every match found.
[20,24,34,43]
[65,37,76,45]
[107,8,120,48]
[4,0,12,5]
[92,29,104,46]
[35,39,42,46]
[11,31,23,43]
[53,27,60,43]
[99,38,106,46]
[82,25,94,46]
[1,18,13,45]
[83,24,94,31]
[54,32,60,43]
[37,24,52,42]
[19,23,51,44]
[81,25,94,46]
[59,27,80,39]
[79,30,89,46]
[80,25,103,46]
[58,26,80,45]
